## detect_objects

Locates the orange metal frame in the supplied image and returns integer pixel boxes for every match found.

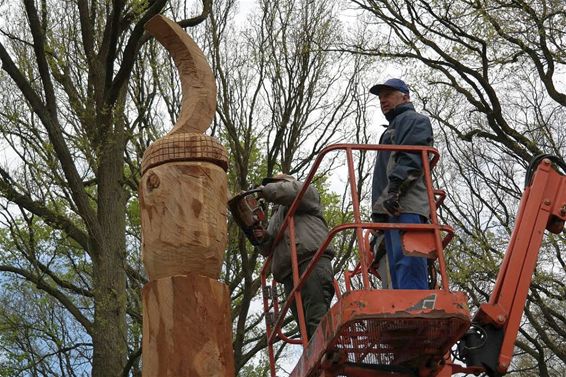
[260,144,459,376]
[469,158,566,374]
[259,145,565,377]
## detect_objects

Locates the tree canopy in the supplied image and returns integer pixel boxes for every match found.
[0,0,563,376]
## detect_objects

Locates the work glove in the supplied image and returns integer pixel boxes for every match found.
[383,177,403,216]
[254,185,265,198]
[383,191,401,216]
[253,227,266,240]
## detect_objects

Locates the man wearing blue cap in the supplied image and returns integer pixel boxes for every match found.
[369,78,433,290]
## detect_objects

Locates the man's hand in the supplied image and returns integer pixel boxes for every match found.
[383,191,401,216]
[253,227,266,240]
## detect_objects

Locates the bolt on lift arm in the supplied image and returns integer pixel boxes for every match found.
[458,156,566,376]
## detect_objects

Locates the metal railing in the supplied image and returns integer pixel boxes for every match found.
[259,144,453,377]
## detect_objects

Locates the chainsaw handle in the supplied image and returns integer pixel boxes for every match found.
[245,187,263,195]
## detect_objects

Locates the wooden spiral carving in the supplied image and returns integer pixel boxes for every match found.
[139,15,234,377]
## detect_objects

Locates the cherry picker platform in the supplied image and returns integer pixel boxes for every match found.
[259,145,566,377]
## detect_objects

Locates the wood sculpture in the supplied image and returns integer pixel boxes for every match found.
[139,15,234,377]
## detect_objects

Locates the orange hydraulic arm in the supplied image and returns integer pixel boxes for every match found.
[457,155,566,376]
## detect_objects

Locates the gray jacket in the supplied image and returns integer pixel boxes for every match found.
[372,102,433,219]
[258,180,333,282]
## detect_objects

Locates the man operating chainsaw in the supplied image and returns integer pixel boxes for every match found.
[253,173,334,339]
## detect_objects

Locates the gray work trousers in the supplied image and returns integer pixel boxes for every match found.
[282,256,334,339]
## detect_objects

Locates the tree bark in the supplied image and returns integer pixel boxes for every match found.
[92,110,129,377]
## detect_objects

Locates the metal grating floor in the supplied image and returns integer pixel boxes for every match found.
[289,290,472,377]
[331,316,470,368]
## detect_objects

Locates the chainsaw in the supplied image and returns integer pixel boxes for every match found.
[228,188,267,246]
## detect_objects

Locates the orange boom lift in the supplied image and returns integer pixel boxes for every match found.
[258,145,566,377]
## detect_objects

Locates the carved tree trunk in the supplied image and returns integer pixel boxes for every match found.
[139,15,234,377]
[142,274,233,376]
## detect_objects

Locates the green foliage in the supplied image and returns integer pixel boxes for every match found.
[0,279,91,375]
[238,363,270,377]
[129,0,149,16]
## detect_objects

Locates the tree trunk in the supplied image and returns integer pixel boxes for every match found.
[92,246,128,377]
[142,273,234,377]
[140,161,228,280]
[91,120,128,377]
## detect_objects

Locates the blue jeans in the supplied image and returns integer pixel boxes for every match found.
[384,214,428,289]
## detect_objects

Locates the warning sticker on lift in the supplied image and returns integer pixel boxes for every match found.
[407,294,437,311]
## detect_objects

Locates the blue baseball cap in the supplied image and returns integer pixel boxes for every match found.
[369,78,410,96]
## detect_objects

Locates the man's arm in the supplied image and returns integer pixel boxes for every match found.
[254,227,274,257]
[382,113,433,216]
[261,180,321,213]
[388,114,433,187]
